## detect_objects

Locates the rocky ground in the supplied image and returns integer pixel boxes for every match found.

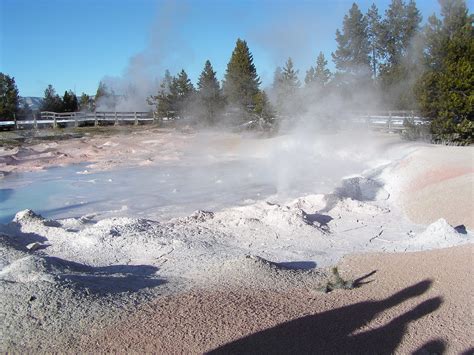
[1,128,472,353]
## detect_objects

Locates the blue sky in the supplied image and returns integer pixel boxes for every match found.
[0,0,469,97]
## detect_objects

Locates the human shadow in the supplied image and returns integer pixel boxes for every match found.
[412,339,446,354]
[43,256,165,294]
[209,280,442,354]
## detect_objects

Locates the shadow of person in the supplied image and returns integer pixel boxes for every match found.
[208,280,441,355]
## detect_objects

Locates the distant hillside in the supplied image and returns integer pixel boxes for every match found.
[19,97,43,111]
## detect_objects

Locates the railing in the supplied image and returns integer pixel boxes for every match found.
[356,110,430,131]
[0,110,430,131]
[0,111,155,129]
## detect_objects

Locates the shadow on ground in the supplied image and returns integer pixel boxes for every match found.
[44,256,165,294]
[208,280,442,354]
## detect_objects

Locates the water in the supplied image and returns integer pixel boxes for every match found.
[0,146,368,223]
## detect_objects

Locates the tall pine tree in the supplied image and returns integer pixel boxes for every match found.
[332,3,371,76]
[40,85,63,112]
[171,69,195,118]
[62,90,78,112]
[314,52,332,87]
[378,0,422,109]
[223,38,261,111]
[367,4,383,79]
[197,60,224,125]
[416,0,473,127]
[281,57,301,93]
[0,73,19,120]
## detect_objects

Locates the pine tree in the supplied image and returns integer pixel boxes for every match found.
[62,90,78,112]
[223,38,261,111]
[304,67,316,86]
[254,90,274,123]
[314,52,332,87]
[272,66,284,89]
[377,0,422,109]
[40,84,63,112]
[172,69,195,118]
[94,81,115,110]
[367,4,383,78]
[148,70,176,120]
[79,93,92,112]
[0,73,19,120]
[332,3,371,76]
[281,57,301,93]
[197,60,224,125]
[379,0,422,68]
[415,0,473,127]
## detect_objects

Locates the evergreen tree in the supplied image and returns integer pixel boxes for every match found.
[314,52,332,87]
[223,38,261,111]
[254,90,275,123]
[79,93,92,112]
[197,60,224,125]
[94,81,115,110]
[304,67,316,86]
[172,69,195,118]
[379,0,422,67]
[378,0,422,109]
[332,3,371,76]
[274,57,301,115]
[148,70,176,120]
[95,81,108,103]
[415,0,473,127]
[62,90,78,112]
[40,84,62,112]
[0,73,19,120]
[367,4,383,78]
[281,57,301,93]
[272,66,284,89]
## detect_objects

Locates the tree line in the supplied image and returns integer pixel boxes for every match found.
[0,0,472,140]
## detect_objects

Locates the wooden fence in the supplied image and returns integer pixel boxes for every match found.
[0,111,155,130]
[0,110,429,131]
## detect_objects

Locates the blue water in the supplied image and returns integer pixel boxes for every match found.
[0,160,280,223]
[0,147,367,224]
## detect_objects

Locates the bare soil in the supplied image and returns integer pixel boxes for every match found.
[74,245,473,354]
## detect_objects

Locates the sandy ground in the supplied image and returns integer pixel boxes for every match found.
[74,245,473,354]
[386,145,474,229]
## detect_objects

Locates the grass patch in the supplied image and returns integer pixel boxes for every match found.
[317,267,354,293]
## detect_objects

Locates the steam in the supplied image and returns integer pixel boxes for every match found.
[96,1,193,111]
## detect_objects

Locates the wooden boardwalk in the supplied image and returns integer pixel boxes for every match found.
[0,110,429,131]
[0,111,155,129]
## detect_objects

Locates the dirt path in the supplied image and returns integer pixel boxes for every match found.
[74,245,473,354]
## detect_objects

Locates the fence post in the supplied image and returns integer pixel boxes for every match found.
[388,111,392,131]
[94,112,98,127]
[134,112,138,126]
[33,113,38,129]
[115,112,118,126]
[14,113,18,130]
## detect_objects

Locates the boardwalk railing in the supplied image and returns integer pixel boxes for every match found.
[352,110,430,131]
[0,111,155,129]
[1,110,430,131]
